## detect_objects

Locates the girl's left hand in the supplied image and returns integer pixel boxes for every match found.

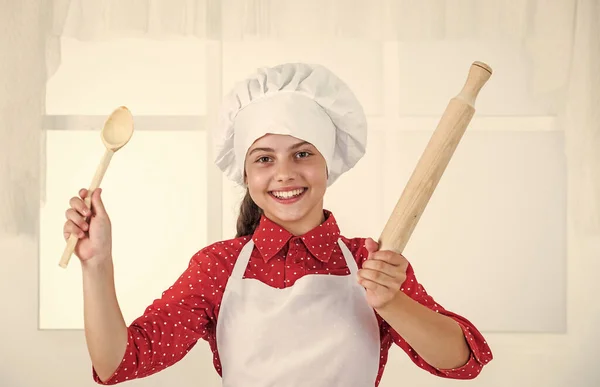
[357,238,408,310]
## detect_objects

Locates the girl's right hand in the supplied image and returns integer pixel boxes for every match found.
[63,188,113,263]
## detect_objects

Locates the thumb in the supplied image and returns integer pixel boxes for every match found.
[90,188,108,218]
[364,237,379,257]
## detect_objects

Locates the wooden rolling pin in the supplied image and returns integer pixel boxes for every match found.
[378,61,492,253]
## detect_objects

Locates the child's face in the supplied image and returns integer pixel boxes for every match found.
[244,134,328,234]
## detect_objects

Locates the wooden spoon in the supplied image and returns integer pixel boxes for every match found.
[59,106,134,268]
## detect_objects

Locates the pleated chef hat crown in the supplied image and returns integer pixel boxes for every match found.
[213,62,368,186]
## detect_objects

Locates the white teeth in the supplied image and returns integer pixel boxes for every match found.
[272,188,305,199]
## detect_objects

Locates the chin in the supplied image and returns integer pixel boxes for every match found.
[259,189,324,228]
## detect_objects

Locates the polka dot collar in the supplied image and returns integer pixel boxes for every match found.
[252,210,341,263]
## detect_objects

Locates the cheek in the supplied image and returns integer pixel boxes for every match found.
[305,161,328,188]
[245,168,270,192]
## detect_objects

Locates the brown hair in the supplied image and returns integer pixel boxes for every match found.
[236,188,263,238]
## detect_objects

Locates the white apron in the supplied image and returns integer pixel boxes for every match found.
[215,238,381,387]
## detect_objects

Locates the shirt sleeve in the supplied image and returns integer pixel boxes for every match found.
[387,262,494,379]
[92,249,221,385]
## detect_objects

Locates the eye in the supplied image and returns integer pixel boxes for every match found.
[296,151,312,158]
[255,156,272,163]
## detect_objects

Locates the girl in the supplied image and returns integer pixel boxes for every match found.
[63,63,492,386]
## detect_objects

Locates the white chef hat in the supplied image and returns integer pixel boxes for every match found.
[213,62,367,186]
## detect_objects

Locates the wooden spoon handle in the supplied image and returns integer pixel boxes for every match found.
[59,149,114,268]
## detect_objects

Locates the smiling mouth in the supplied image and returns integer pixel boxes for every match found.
[269,188,307,201]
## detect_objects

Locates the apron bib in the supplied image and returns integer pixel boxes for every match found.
[215,238,381,386]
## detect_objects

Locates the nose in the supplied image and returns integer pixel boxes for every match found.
[274,159,297,182]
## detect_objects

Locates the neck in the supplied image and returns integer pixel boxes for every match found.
[286,213,326,236]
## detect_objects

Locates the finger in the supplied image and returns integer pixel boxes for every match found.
[65,208,89,232]
[362,252,408,277]
[79,188,89,199]
[364,237,379,255]
[362,258,403,278]
[69,196,91,218]
[64,220,86,240]
[365,263,405,288]
[357,268,399,290]
[369,250,407,267]
[90,188,107,217]
[358,277,387,293]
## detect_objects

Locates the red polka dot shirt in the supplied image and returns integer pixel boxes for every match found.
[93,210,493,385]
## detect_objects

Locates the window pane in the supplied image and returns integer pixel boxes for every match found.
[46,38,208,115]
[40,130,208,329]
[324,119,566,333]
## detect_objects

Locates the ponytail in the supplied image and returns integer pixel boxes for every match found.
[235,188,263,238]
